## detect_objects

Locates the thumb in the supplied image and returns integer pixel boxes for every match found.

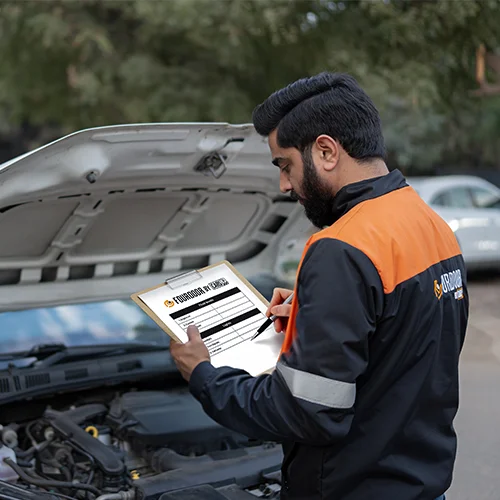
[186,324,201,341]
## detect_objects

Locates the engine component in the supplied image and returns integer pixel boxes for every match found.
[63,403,108,424]
[0,480,63,499]
[135,444,283,500]
[159,484,258,499]
[4,458,101,496]
[148,446,255,473]
[0,424,18,448]
[5,458,99,495]
[44,408,126,489]
[107,391,254,455]
[0,445,18,482]
[43,426,55,441]
[93,426,113,446]
[6,393,281,500]
[149,447,212,473]
[96,491,135,500]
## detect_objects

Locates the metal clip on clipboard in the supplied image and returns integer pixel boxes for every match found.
[164,269,203,290]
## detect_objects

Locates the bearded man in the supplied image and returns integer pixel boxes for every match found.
[171,72,468,500]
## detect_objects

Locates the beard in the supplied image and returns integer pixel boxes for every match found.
[290,149,336,229]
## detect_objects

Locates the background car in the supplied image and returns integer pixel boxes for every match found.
[407,175,500,270]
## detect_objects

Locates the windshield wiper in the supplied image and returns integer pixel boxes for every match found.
[1,342,169,368]
[0,343,68,362]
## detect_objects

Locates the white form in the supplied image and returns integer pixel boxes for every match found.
[136,262,283,376]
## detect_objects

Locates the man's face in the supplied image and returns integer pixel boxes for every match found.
[268,130,336,228]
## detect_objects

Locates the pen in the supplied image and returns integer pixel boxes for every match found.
[251,293,294,341]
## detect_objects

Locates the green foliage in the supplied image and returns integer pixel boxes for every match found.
[0,0,499,170]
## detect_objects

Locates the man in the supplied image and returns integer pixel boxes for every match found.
[170,72,469,500]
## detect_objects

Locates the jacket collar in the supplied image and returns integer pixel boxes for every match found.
[330,169,408,223]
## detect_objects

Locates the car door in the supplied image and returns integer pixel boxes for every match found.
[468,185,500,263]
[430,186,487,264]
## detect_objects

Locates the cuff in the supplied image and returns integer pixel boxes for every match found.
[189,360,217,400]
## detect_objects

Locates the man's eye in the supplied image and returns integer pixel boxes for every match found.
[281,165,290,174]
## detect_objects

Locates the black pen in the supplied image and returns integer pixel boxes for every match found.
[251,293,294,341]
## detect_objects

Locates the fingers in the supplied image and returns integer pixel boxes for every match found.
[274,317,285,333]
[266,287,293,316]
[273,287,293,303]
[270,304,292,318]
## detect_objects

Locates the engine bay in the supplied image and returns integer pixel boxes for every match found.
[0,387,282,500]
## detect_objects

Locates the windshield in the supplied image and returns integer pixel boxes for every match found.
[0,299,169,354]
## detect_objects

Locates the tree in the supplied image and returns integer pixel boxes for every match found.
[0,0,499,170]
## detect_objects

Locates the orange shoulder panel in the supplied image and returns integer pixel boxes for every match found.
[280,186,462,354]
[309,186,462,294]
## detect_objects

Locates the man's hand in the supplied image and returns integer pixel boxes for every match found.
[170,325,210,382]
[266,287,293,333]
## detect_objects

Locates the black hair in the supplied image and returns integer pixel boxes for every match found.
[252,72,386,161]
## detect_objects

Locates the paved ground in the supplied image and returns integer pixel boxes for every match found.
[448,273,500,500]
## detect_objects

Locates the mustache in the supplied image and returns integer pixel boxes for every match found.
[289,190,301,202]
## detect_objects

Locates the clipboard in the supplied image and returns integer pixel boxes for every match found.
[131,260,283,376]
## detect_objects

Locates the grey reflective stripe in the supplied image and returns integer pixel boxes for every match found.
[277,362,355,409]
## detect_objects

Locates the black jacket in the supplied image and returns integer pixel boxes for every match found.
[189,170,469,500]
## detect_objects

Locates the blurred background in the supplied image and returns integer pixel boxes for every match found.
[0,0,500,183]
[0,1,499,499]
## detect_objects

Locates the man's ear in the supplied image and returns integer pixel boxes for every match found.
[314,135,340,172]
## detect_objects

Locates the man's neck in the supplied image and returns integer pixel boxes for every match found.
[339,158,389,188]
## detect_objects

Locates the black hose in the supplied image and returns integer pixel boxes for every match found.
[43,493,80,500]
[25,459,94,498]
[25,422,37,446]
[3,458,101,496]
[0,478,79,500]
[15,439,50,459]
[60,465,72,483]
[14,459,33,468]
[14,445,35,458]
[67,442,96,467]
[86,469,95,500]
[25,468,45,482]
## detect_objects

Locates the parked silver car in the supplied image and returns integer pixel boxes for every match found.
[407,175,500,270]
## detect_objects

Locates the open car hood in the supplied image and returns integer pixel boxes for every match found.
[0,123,302,312]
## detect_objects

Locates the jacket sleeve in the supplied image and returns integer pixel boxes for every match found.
[188,238,384,445]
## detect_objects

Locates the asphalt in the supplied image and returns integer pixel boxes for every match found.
[447,274,500,500]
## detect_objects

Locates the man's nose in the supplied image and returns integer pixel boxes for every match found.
[279,173,292,194]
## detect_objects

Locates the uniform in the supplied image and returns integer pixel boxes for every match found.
[189,169,469,499]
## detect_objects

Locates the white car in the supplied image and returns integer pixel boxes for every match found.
[407,175,500,270]
[0,123,305,500]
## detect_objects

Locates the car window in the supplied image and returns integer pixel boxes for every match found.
[431,187,474,208]
[469,186,500,209]
[0,299,169,354]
